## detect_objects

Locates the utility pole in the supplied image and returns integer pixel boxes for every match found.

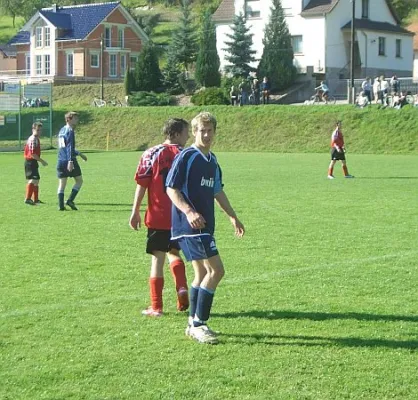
[100,34,104,101]
[350,0,356,104]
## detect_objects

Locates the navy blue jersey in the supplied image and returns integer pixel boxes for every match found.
[166,145,223,239]
[57,125,78,162]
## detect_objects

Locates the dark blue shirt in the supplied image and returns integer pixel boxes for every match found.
[166,145,223,239]
[57,125,78,162]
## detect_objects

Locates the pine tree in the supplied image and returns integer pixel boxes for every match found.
[195,11,221,87]
[257,0,296,91]
[222,13,257,78]
[169,0,198,71]
[162,47,184,94]
[134,43,162,92]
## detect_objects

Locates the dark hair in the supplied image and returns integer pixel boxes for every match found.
[163,118,189,139]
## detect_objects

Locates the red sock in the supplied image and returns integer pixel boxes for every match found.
[26,183,34,200]
[33,185,39,202]
[328,167,334,176]
[169,260,188,292]
[342,165,349,176]
[149,277,164,311]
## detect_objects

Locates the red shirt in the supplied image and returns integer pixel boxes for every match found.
[134,143,182,230]
[330,128,345,149]
[24,135,41,160]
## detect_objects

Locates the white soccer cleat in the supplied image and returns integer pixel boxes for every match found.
[327,175,335,179]
[187,325,219,344]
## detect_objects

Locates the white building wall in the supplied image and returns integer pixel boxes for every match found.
[414,52,418,79]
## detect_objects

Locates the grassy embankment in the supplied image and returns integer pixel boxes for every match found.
[7,81,418,155]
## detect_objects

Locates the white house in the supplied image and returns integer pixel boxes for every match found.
[213,0,414,80]
[406,21,418,80]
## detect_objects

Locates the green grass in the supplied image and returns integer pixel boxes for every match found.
[1,151,417,399]
[0,15,24,43]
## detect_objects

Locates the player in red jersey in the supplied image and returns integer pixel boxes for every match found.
[24,122,48,205]
[327,121,354,179]
[129,118,190,317]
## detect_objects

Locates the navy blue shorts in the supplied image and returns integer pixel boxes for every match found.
[178,235,219,261]
[57,159,82,178]
[146,229,180,255]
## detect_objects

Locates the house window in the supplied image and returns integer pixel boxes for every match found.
[291,36,303,54]
[90,53,99,68]
[67,53,74,76]
[36,55,42,75]
[245,0,261,19]
[362,0,369,19]
[35,27,43,47]
[120,54,126,76]
[45,27,50,47]
[130,55,138,69]
[118,28,124,48]
[378,37,386,56]
[396,39,402,58]
[109,54,117,77]
[105,27,111,48]
[25,55,30,75]
[44,54,50,75]
[283,8,293,17]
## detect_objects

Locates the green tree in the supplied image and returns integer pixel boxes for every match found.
[195,10,221,87]
[133,43,162,91]
[223,13,256,77]
[162,47,184,94]
[257,0,296,91]
[390,0,418,23]
[168,0,198,71]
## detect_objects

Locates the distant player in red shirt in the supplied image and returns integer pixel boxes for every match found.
[327,121,354,179]
[24,122,48,205]
[129,118,190,317]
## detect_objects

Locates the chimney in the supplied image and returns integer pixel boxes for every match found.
[52,4,57,12]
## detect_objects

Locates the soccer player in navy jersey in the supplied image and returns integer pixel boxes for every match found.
[129,118,190,317]
[166,112,245,344]
[56,112,87,211]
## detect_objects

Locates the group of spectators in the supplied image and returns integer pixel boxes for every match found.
[230,76,271,106]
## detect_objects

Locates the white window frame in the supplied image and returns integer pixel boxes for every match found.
[378,37,386,56]
[66,53,74,76]
[118,28,124,48]
[291,35,303,54]
[44,54,50,75]
[109,53,117,77]
[36,55,42,75]
[130,55,138,70]
[45,27,51,47]
[35,27,43,48]
[105,27,112,48]
[120,54,126,76]
[25,54,31,75]
[396,39,402,58]
[245,0,261,19]
[90,52,99,68]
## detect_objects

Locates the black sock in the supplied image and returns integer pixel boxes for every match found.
[68,188,79,202]
[58,193,64,209]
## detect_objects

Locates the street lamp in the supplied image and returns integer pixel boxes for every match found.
[350,0,356,103]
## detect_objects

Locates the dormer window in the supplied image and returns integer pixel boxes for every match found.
[35,27,43,47]
[245,0,261,19]
[362,0,369,19]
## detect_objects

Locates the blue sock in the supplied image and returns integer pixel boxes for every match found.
[194,287,215,327]
[68,188,79,202]
[189,286,199,319]
[58,192,64,209]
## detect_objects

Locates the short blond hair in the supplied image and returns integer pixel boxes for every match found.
[65,111,78,121]
[191,112,217,133]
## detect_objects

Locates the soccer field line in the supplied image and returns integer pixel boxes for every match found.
[223,250,418,285]
[1,250,416,319]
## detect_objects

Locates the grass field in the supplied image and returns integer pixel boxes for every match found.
[1,151,417,399]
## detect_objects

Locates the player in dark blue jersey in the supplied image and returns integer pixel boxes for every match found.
[166,112,245,344]
[56,112,87,211]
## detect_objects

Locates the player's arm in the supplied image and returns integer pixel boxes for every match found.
[166,187,206,229]
[31,153,48,166]
[129,184,147,230]
[215,190,245,238]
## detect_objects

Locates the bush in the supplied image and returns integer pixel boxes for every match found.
[191,87,230,106]
[128,91,173,106]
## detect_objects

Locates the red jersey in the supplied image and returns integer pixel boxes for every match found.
[330,128,345,149]
[24,135,41,160]
[134,143,182,230]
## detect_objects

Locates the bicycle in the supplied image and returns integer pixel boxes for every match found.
[91,97,106,107]
[107,96,123,107]
[309,92,336,105]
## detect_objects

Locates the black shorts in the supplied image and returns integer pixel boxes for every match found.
[331,148,346,161]
[57,159,82,178]
[24,159,40,180]
[146,229,180,255]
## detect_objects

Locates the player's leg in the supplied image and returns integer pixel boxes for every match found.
[167,248,189,312]
[32,179,40,203]
[24,161,37,205]
[66,165,83,210]
[328,159,337,179]
[142,250,166,316]
[341,160,354,178]
[58,177,68,210]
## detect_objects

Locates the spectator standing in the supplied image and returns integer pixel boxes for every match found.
[238,79,250,106]
[373,76,380,104]
[261,77,271,104]
[361,77,372,103]
[380,76,389,105]
[251,78,260,105]
[230,85,238,106]
[390,74,400,94]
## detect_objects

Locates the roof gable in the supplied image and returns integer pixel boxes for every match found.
[342,19,414,36]
[301,0,339,15]
[213,0,234,23]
